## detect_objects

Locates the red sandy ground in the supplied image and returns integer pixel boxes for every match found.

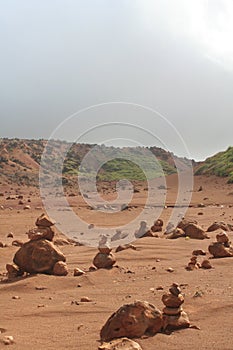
[0,174,233,349]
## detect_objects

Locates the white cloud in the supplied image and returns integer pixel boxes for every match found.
[136,0,233,71]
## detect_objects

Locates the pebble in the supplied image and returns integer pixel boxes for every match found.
[166,267,174,273]
[80,297,91,302]
[2,336,14,345]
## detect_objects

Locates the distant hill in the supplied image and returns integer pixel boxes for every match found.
[195,146,233,183]
[0,138,192,187]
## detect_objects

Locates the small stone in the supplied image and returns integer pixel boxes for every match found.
[169,283,182,296]
[23,205,31,210]
[192,249,206,256]
[156,286,164,290]
[93,252,116,269]
[80,296,91,302]
[73,268,85,276]
[89,266,97,272]
[166,267,174,273]
[7,232,13,238]
[216,231,230,245]
[12,295,20,300]
[2,336,14,345]
[12,240,24,247]
[99,338,142,350]
[53,261,68,276]
[201,259,212,269]
[35,213,55,227]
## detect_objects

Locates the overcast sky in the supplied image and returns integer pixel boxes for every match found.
[1,0,233,160]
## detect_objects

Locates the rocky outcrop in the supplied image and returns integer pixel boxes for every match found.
[208,242,233,258]
[13,239,66,274]
[100,301,163,341]
[183,223,209,240]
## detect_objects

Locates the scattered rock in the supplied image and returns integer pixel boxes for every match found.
[197,203,205,208]
[80,296,91,302]
[23,205,31,210]
[7,232,14,238]
[99,338,142,350]
[208,242,233,258]
[166,267,174,273]
[0,241,4,248]
[207,222,229,232]
[192,249,206,256]
[2,336,14,345]
[201,259,212,269]
[183,223,209,240]
[100,300,163,341]
[73,268,85,276]
[53,261,69,276]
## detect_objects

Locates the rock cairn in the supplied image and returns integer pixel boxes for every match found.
[208,231,233,258]
[6,214,68,278]
[93,236,116,269]
[100,301,163,341]
[162,283,190,332]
